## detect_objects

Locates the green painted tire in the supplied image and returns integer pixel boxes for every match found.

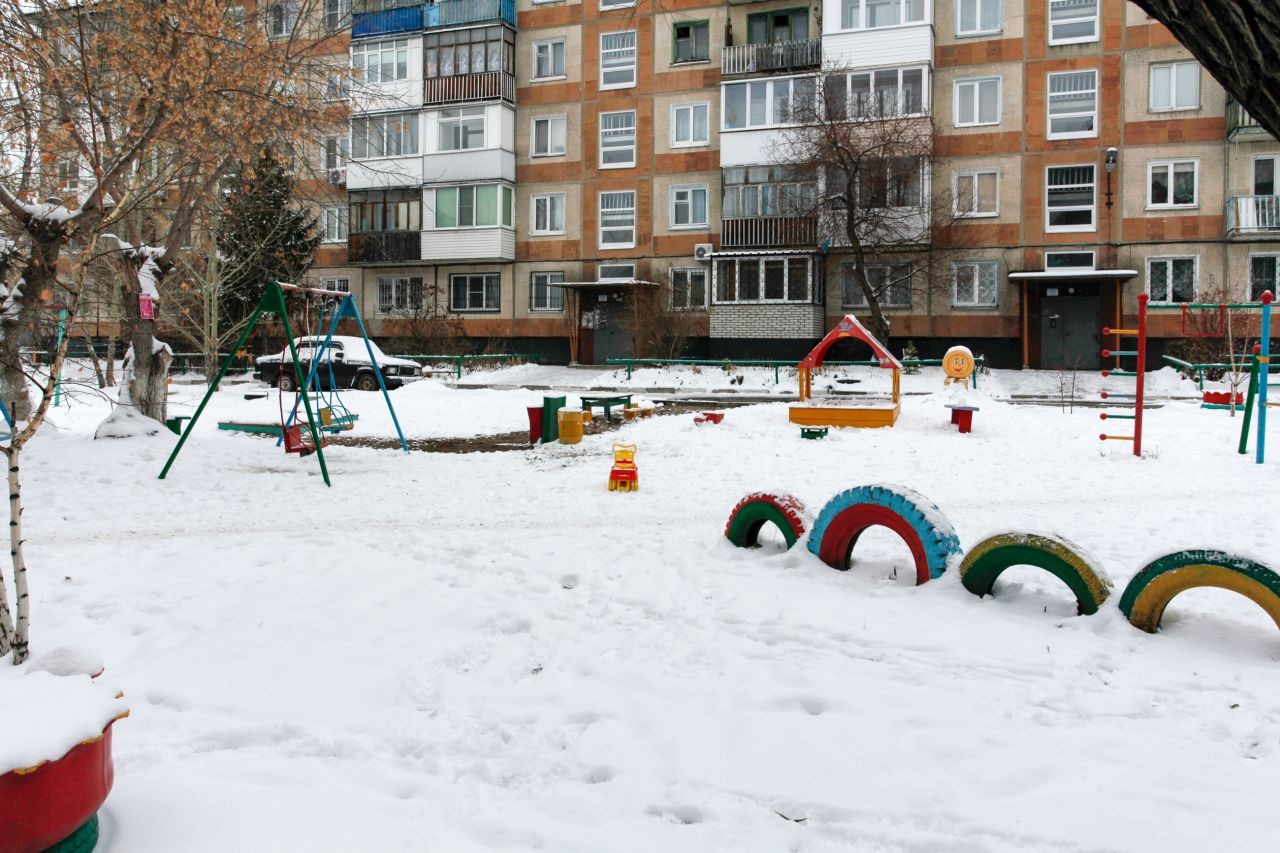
[1119,549,1280,633]
[45,814,99,853]
[959,532,1112,615]
[725,492,808,550]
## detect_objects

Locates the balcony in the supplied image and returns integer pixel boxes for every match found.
[424,71,516,106]
[429,0,516,29]
[722,216,818,248]
[421,148,516,184]
[349,231,422,263]
[352,0,515,38]
[1227,195,1280,237]
[722,39,822,77]
[1227,99,1270,139]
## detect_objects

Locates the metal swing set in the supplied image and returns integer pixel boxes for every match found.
[159,282,409,487]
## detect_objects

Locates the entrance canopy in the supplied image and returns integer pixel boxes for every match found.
[557,279,658,288]
[1009,269,1138,282]
[799,314,902,370]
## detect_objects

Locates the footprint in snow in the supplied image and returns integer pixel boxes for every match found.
[645,804,705,825]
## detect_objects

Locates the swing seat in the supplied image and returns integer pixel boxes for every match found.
[283,425,328,457]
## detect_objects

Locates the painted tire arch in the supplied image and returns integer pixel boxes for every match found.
[725,492,808,550]
[806,484,961,584]
[960,532,1113,615]
[1119,550,1280,633]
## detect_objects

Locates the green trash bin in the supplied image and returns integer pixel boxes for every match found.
[542,395,566,443]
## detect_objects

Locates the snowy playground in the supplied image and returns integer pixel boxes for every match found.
[5,358,1280,852]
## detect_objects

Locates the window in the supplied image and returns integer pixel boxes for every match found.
[853,157,922,209]
[1148,160,1197,208]
[319,277,350,294]
[534,40,565,79]
[829,66,926,119]
[1254,156,1278,196]
[722,166,817,218]
[954,77,1001,126]
[352,39,410,84]
[952,261,998,307]
[439,106,485,151]
[599,111,637,168]
[840,0,926,30]
[672,103,710,147]
[351,112,419,158]
[1147,257,1197,304]
[434,185,514,228]
[1047,70,1097,138]
[600,32,637,89]
[1046,251,1095,268]
[716,257,813,303]
[267,1,298,38]
[747,9,809,43]
[1048,0,1098,45]
[671,269,707,310]
[449,273,500,313]
[324,0,351,30]
[532,116,566,156]
[723,76,816,129]
[600,0,634,9]
[956,0,1001,36]
[349,190,421,233]
[954,169,998,217]
[55,160,79,191]
[227,6,246,29]
[1149,61,1200,111]
[426,26,515,79]
[841,263,912,308]
[1251,255,1280,301]
[325,71,351,101]
[599,263,635,281]
[530,272,565,311]
[673,21,710,63]
[1046,165,1095,231]
[377,276,424,313]
[600,191,636,248]
[321,206,349,242]
[531,193,565,235]
[670,186,708,228]
[323,136,350,172]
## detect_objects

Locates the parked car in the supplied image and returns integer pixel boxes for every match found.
[255,336,423,392]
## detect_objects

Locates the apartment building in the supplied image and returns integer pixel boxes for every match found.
[308,0,1280,367]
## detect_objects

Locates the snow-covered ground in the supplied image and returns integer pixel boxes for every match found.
[9,368,1280,852]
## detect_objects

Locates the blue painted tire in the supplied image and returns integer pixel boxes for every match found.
[807,484,961,584]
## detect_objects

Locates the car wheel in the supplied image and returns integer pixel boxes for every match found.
[354,372,378,392]
[279,372,297,394]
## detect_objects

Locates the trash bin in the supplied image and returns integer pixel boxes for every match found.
[558,408,584,444]
[541,395,566,443]
[527,406,543,444]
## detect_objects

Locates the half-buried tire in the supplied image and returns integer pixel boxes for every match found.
[1119,549,1280,633]
[724,492,808,550]
[807,484,961,584]
[959,532,1112,615]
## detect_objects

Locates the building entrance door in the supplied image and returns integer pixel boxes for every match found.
[1040,285,1100,370]
[592,295,634,364]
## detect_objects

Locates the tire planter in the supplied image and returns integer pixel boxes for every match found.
[724,492,808,550]
[807,484,961,584]
[1119,549,1280,633]
[0,715,124,853]
[959,532,1112,615]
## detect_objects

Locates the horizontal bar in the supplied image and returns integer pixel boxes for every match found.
[1099,413,1135,420]
[1102,350,1138,357]
[1099,392,1136,398]
[1103,328,1138,335]
[1105,370,1138,377]
[1100,435,1135,441]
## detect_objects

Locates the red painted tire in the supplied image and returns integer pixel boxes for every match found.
[725,492,808,550]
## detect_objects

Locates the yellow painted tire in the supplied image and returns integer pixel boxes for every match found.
[959,532,1112,615]
[1119,550,1280,633]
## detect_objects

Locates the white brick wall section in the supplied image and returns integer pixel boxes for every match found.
[710,305,826,339]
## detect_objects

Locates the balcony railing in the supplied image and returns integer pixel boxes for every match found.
[353,0,515,38]
[1227,99,1268,137]
[721,39,822,76]
[349,231,421,263]
[353,2,423,38]
[424,71,516,105]
[721,216,818,248]
[1227,195,1280,236]
[430,0,515,28]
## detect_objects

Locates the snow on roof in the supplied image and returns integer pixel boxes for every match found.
[799,314,903,370]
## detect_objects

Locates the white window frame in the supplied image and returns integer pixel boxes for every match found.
[1146,256,1199,304]
[449,273,501,313]
[320,206,349,243]
[351,112,420,159]
[266,0,299,38]
[670,185,709,229]
[671,102,710,147]
[840,0,928,31]
[1253,155,1279,196]
[1250,254,1280,302]
[1045,164,1096,233]
[955,0,1002,37]
[438,106,486,152]
[672,20,711,64]
[1147,159,1198,209]
[533,40,566,80]
[319,276,350,294]
[324,0,351,31]
[530,271,566,312]
[839,66,929,118]
[1046,70,1098,140]
[951,260,999,308]
[600,31,637,90]
[599,263,636,282]
[352,38,411,84]
[599,190,636,249]
[1048,0,1098,46]
[1149,61,1200,112]
[432,184,513,230]
[531,115,567,157]
[840,263,912,309]
[1045,250,1096,269]
[953,76,1001,127]
[953,168,999,218]
[722,76,817,130]
[670,268,708,310]
[530,193,566,236]
[599,110,637,168]
[600,0,635,10]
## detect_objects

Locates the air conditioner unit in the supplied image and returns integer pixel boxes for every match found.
[328,168,346,186]
[694,243,713,262]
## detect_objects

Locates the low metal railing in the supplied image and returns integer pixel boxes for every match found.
[1226,195,1280,235]
[606,356,983,388]
[402,352,541,379]
[424,70,516,105]
[721,216,818,248]
[721,39,821,76]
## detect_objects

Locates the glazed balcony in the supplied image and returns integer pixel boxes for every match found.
[1227,99,1269,139]
[353,0,515,39]
[1226,195,1280,237]
[424,70,516,106]
[721,39,822,77]
[349,231,422,263]
[721,216,818,248]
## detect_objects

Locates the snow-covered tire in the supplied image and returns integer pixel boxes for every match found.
[960,532,1112,615]
[807,484,961,584]
[724,492,807,550]
[45,814,99,853]
[1119,550,1280,633]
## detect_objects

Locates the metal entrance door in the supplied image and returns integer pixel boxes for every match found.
[1040,290,1100,370]
[592,296,634,364]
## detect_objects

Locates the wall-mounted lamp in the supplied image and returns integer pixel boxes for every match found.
[1104,147,1118,209]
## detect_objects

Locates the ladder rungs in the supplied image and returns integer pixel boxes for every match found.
[1100,434,1135,442]
[1100,413,1135,420]
[1105,328,1138,336]
[1103,350,1138,357]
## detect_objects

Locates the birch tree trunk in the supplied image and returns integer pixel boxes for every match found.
[8,443,27,663]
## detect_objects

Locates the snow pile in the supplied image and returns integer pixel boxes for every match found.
[0,665,127,775]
